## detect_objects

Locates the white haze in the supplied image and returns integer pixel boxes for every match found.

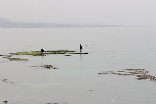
[0,0,156,26]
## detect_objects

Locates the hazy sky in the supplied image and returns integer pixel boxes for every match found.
[0,0,156,26]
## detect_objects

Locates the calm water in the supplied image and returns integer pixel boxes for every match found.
[0,27,156,104]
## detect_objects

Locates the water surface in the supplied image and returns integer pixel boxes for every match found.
[0,27,156,104]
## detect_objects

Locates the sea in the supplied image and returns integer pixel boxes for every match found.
[0,27,156,104]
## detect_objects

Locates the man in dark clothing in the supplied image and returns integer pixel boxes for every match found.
[41,49,44,52]
[80,44,82,52]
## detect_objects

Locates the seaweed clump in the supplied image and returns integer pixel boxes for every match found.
[98,69,156,82]
[9,50,76,56]
[9,51,45,56]
[3,100,8,104]
[41,64,58,69]
[31,64,58,69]
[7,58,28,61]
[41,65,53,69]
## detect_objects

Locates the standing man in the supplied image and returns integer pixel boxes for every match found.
[80,44,82,52]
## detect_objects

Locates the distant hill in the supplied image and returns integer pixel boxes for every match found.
[0,17,149,28]
[0,17,79,28]
[0,17,12,23]
[0,17,121,28]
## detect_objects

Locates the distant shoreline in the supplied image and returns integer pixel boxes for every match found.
[0,17,151,28]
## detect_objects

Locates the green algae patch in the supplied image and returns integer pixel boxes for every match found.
[7,57,29,61]
[42,65,53,69]
[41,64,58,69]
[98,69,156,82]
[46,50,75,54]
[3,100,8,103]
[31,64,58,69]
[9,50,89,56]
[9,50,76,56]
[9,51,44,56]
[69,52,88,54]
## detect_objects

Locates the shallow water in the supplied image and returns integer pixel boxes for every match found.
[0,27,156,104]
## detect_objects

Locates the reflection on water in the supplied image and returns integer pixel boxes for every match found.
[79,54,82,60]
[41,56,44,65]
[79,54,83,69]
[0,27,156,104]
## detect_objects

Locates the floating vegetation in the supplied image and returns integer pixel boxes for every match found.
[89,89,94,91]
[1,55,12,58]
[42,65,54,69]
[31,64,58,69]
[9,51,45,56]
[68,52,88,54]
[42,64,58,69]
[9,50,76,56]
[64,54,71,56]
[7,58,28,61]
[3,100,8,104]
[0,61,9,63]
[98,69,156,82]
[46,50,75,54]
[9,50,89,56]
[0,55,28,61]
